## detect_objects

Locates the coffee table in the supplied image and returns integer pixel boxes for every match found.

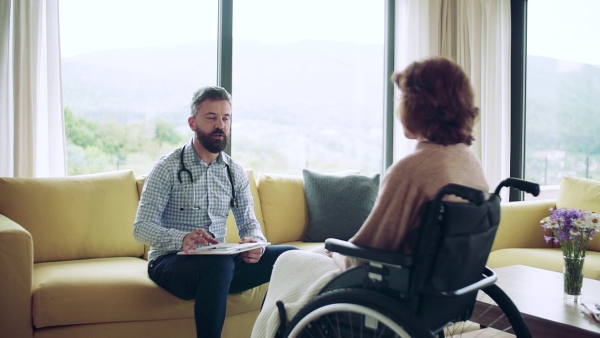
[473,265,600,337]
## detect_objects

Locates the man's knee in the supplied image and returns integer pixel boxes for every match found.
[205,255,236,280]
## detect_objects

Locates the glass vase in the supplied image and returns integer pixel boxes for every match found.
[563,255,585,303]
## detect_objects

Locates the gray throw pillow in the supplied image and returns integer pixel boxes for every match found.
[302,169,380,242]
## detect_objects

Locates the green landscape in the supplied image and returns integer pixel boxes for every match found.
[525,56,600,184]
[61,40,384,177]
[61,41,599,184]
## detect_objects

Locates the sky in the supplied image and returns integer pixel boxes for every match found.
[527,0,600,66]
[59,0,599,66]
[59,0,219,57]
[58,0,384,57]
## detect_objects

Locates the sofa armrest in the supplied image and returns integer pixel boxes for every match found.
[491,199,556,252]
[0,214,34,338]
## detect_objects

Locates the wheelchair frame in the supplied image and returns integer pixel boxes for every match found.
[279,178,539,338]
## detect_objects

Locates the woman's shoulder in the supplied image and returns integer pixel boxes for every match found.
[386,141,446,172]
[384,142,484,186]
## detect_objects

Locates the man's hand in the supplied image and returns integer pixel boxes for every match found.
[239,237,263,264]
[182,229,219,254]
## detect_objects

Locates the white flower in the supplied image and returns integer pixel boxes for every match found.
[573,218,586,229]
[541,217,559,229]
[541,208,599,254]
[585,213,600,231]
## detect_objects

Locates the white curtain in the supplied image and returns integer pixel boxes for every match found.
[394,0,512,194]
[393,0,441,160]
[0,0,66,178]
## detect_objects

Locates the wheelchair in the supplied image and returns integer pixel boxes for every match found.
[278,178,540,338]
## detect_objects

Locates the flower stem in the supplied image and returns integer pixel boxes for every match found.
[563,255,584,296]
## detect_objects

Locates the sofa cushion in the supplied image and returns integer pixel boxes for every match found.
[257,173,308,244]
[136,175,147,199]
[0,170,143,263]
[557,176,600,251]
[487,247,600,280]
[31,257,267,328]
[492,199,556,252]
[301,169,380,242]
[278,241,325,251]
[225,170,265,242]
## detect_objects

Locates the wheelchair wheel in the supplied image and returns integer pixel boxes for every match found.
[440,284,532,338]
[284,288,435,338]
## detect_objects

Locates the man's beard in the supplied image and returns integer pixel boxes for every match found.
[196,128,228,154]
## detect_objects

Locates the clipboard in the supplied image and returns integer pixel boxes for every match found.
[177,242,271,255]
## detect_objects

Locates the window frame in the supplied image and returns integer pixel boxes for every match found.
[215,0,394,175]
[510,0,527,201]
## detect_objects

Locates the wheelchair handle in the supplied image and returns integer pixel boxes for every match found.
[493,178,540,197]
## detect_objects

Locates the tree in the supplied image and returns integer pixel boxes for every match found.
[64,107,99,148]
[154,118,183,145]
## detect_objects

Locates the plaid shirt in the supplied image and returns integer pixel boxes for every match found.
[133,140,266,262]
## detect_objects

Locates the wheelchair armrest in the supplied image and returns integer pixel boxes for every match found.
[420,266,497,297]
[325,238,413,267]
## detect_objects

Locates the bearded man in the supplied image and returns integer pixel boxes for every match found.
[134,86,297,338]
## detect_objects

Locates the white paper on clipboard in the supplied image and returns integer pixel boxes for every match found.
[177,242,270,255]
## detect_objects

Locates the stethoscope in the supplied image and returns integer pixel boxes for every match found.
[178,141,237,208]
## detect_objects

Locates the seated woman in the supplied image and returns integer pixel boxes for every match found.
[251,56,489,338]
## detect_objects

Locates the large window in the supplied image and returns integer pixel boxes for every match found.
[59,0,218,175]
[60,0,386,177]
[524,0,600,197]
[231,0,385,176]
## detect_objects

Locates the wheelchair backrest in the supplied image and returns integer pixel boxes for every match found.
[410,185,501,295]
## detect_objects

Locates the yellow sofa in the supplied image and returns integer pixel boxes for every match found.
[488,176,600,280]
[0,169,320,338]
[2,169,599,338]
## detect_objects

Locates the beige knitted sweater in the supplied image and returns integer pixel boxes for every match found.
[351,141,488,254]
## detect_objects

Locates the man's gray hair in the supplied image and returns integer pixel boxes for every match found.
[190,86,232,117]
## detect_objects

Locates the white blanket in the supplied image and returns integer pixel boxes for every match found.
[251,247,342,338]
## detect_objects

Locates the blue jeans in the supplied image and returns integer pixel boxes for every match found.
[148,245,298,338]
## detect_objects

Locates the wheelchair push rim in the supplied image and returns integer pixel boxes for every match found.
[283,289,434,338]
[282,287,532,338]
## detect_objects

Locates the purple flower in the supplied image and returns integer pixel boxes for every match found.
[540,208,600,257]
